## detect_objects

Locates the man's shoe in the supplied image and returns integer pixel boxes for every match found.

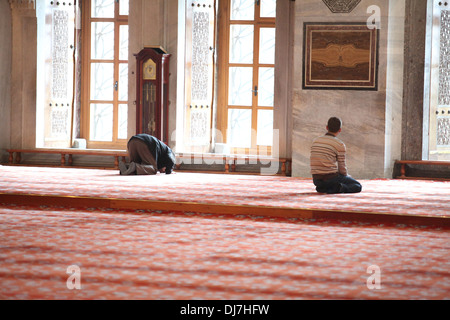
[124,162,137,175]
[119,161,128,175]
[119,162,137,175]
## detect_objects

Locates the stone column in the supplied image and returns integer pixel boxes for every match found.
[401,0,427,160]
[9,0,37,149]
[0,0,12,162]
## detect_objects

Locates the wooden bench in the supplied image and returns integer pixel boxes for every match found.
[175,153,291,176]
[7,148,129,169]
[395,160,450,180]
[6,149,291,175]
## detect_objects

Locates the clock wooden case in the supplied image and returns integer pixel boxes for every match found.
[135,47,171,143]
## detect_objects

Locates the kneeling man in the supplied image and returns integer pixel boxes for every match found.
[310,117,362,194]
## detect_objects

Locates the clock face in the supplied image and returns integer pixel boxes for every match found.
[143,59,156,80]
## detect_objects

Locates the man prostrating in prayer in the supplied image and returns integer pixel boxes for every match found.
[120,134,176,175]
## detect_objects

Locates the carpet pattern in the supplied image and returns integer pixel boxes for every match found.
[0,203,449,300]
[1,165,449,300]
[0,166,449,218]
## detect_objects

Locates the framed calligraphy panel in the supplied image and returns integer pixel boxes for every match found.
[303,23,379,90]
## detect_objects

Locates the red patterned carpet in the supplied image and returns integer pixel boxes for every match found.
[0,203,448,300]
[0,165,449,300]
[0,165,449,223]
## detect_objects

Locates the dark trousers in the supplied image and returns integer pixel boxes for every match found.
[313,174,362,194]
[127,138,158,175]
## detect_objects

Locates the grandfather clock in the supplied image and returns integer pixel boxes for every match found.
[135,46,171,143]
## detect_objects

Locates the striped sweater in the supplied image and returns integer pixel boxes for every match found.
[310,133,348,176]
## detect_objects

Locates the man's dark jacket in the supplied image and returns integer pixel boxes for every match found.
[129,134,176,174]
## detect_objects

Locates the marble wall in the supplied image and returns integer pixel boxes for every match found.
[385,0,406,177]
[291,0,405,179]
[0,0,37,162]
[11,2,37,150]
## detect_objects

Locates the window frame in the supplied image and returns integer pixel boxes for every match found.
[81,0,129,150]
[217,0,276,155]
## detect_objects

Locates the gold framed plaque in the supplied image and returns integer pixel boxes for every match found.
[303,23,379,90]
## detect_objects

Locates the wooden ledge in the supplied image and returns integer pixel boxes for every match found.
[396,160,450,166]
[1,193,448,227]
[395,160,450,180]
[7,148,128,169]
